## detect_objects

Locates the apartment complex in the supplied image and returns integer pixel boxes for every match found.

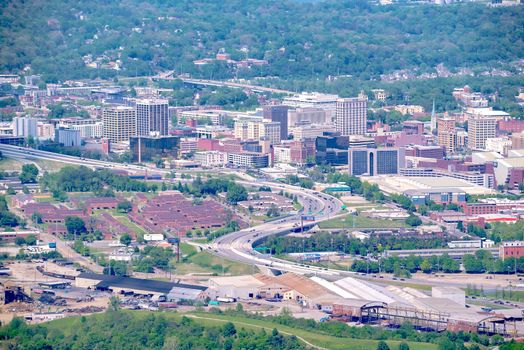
[234,119,281,144]
[102,106,137,142]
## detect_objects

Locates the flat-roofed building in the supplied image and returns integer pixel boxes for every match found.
[136,99,169,136]
[283,92,339,120]
[287,107,327,127]
[348,148,405,176]
[291,124,335,141]
[335,96,367,136]
[227,152,269,168]
[102,106,136,142]
[468,116,497,150]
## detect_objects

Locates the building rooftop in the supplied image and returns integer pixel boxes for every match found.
[77,273,207,294]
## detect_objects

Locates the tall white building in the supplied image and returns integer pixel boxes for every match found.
[468,116,497,151]
[12,117,38,138]
[136,99,169,136]
[282,92,339,120]
[335,96,367,136]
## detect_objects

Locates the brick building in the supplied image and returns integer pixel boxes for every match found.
[499,241,524,260]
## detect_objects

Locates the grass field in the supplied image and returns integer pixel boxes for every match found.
[44,310,438,350]
[175,243,256,276]
[318,213,408,229]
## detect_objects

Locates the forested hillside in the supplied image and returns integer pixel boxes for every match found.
[1,0,523,82]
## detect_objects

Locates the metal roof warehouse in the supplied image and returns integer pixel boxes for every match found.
[75,273,207,301]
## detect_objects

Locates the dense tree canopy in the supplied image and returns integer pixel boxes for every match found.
[1,0,522,84]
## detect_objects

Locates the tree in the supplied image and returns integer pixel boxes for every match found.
[226,184,247,205]
[19,164,39,183]
[31,212,43,224]
[24,234,37,246]
[117,200,133,213]
[420,259,432,274]
[65,216,87,237]
[120,233,132,246]
[222,322,236,337]
[15,237,25,246]
[377,341,390,350]
[399,343,410,350]
[405,215,422,227]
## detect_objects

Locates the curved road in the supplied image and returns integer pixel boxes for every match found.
[0,145,346,277]
[2,145,511,290]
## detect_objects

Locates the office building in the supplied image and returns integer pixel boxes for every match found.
[405,145,445,159]
[12,117,38,138]
[464,107,510,122]
[335,96,367,136]
[315,133,349,166]
[282,92,339,120]
[227,152,269,168]
[68,122,103,139]
[287,108,327,127]
[291,124,336,141]
[468,116,497,150]
[136,99,169,136]
[194,151,228,167]
[263,105,289,140]
[348,148,405,176]
[129,135,180,162]
[102,106,136,143]
[348,135,375,149]
[54,128,81,147]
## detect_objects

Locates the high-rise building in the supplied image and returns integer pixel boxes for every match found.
[282,92,339,120]
[335,96,367,136]
[102,106,136,143]
[263,105,289,140]
[136,99,169,136]
[468,116,497,150]
[12,117,38,138]
[437,117,457,154]
[348,148,406,176]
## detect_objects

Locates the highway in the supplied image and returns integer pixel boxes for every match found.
[1,145,515,290]
[0,144,345,277]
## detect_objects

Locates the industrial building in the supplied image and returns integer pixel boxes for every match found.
[75,273,207,301]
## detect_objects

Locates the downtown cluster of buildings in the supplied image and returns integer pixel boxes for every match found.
[3,77,524,200]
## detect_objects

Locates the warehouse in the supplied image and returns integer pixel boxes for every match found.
[208,275,265,300]
[75,273,207,301]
